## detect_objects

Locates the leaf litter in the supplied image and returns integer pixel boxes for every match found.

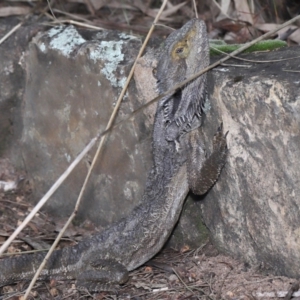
[0,160,298,299]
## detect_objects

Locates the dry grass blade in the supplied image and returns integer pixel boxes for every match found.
[172,267,196,296]
[50,8,95,24]
[95,12,300,146]
[0,1,55,46]
[0,22,23,45]
[255,23,300,44]
[0,137,97,256]
[210,46,300,63]
[23,0,169,298]
[192,0,198,19]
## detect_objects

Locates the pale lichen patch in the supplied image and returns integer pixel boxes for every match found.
[89,40,127,88]
[39,43,46,52]
[48,26,86,57]
[47,26,63,38]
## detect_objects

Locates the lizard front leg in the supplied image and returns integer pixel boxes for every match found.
[76,258,129,292]
[186,124,228,195]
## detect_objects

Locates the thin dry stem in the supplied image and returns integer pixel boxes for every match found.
[172,267,196,296]
[210,45,300,63]
[23,0,169,298]
[104,13,300,134]
[51,8,96,24]
[0,22,22,45]
[192,0,198,19]
[46,0,56,19]
[0,137,97,256]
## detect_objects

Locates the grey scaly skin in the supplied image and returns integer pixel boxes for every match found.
[0,19,227,292]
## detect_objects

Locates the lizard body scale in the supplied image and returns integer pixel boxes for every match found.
[0,19,227,292]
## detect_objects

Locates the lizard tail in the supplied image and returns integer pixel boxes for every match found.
[0,248,74,287]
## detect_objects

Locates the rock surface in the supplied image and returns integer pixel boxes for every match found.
[0,17,44,160]
[21,25,154,226]
[200,46,300,278]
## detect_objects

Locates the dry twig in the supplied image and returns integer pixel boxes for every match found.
[23,0,170,298]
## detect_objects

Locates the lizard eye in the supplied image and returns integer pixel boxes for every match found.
[175,47,184,54]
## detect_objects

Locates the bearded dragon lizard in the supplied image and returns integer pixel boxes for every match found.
[0,18,227,292]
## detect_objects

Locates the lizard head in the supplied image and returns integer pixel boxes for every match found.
[156,18,209,142]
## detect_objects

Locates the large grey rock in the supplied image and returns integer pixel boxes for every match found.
[199,46,300,278]
[21,25,154,226]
